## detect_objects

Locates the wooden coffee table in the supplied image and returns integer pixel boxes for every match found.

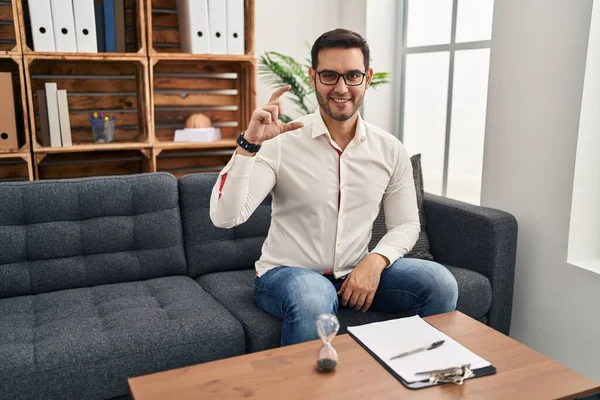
[128,311,600,399]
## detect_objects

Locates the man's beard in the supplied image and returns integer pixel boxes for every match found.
[315,90,364,121]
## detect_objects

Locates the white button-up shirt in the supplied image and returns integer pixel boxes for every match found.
[210,111,420,279]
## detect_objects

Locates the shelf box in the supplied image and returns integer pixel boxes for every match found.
[0,153,33,181]
[0,1,20,54]
[18,0,146,56]
[155,148,233,178]
[24,56,151,151]
[147,0,254,55]
[150,57,255,145]
[34,149,152,180]
[0,55,30,153]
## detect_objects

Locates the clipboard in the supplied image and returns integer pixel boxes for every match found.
[348,317,496,389]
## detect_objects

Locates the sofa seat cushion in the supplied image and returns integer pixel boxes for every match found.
[443,264,492,320]
[0,276,245,400]
[198,266,492,353]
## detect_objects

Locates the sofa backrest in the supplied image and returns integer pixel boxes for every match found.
[178,173,271,278]
[0,173,187,299]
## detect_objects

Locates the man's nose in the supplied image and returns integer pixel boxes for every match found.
[334,76,349,93]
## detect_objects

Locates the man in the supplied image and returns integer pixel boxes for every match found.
[210,29,458,346]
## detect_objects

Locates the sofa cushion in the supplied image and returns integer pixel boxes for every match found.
[444,264,492,320]
[178,173,271,278]
[369,154,434,260]
[0,173,187,299]
[197,266,491,353]
[0,276,245,400]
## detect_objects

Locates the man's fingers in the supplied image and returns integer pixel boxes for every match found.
[255,109,272,125]
[268,85,291,102]
[280,121,304,134]
[354,293,367,311]
[348,291,360,308]
[341,288,353,307]
[267,99,284,116]
[362,293,375,312]
[261,104,279,124]
[337,276,348,295]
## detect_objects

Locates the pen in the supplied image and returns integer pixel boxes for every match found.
[389,340,445,361]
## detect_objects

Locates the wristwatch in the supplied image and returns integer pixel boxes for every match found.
[236,132,262,153]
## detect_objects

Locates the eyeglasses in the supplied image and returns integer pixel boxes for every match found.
[316,70,367,86]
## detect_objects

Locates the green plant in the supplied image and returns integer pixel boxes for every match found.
[258,51,391,123]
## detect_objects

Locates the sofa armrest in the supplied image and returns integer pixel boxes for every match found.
[423,193,518,335]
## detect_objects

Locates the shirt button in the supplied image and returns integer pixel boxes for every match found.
[360,136,366,142]
[337,242,341,247]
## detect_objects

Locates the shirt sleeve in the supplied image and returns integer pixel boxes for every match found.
[370,144,420,265]
[209,138,279,228]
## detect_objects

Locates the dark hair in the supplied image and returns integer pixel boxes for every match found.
[311,29,370,71]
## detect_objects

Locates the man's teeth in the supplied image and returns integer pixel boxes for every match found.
[332,98,349,103]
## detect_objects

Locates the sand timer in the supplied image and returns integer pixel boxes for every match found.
[316,313,340,372]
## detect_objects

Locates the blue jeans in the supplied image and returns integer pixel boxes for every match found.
[254,258,458,346]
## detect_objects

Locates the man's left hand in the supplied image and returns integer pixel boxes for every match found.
[338,254,389,312]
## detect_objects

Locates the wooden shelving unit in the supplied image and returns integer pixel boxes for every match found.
[0,1,21,55]
[16,0,146,57]
[0,0,255,180]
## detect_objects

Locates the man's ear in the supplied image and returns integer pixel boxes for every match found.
[308,68,316,87]
[365,68,374,89]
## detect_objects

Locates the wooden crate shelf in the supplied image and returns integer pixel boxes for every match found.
[0,152,33,181]
[0,54,30,154]
[150,56,255,146]
[34,149,153,180]
[154,147,234,177]
[17,0,146,56]
[0,1,21,54]
[24,55,151,151]
[147,0,255,56]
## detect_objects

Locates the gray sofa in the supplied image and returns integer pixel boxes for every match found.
[0,172,517,399]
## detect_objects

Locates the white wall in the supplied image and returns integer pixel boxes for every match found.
[568,0,600,266]
[481,0,600,381]
[254,0,398,133]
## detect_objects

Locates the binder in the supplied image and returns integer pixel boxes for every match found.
[114,0,126,52]
[56,90,72,147]
[28,0,56,51]
[103,0,116,52]
[0,73,19,150]
[208,0,227,54]
[347,316,496,389]
[36,90,52,147]
[226,0,244,55]
[50,0,78,52]
[176,0,211,54]
[44,83,62,147]
[94,1,106,52]
[72,0,98,53]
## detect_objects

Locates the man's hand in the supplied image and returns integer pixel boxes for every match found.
[338,253,389,312]
[242,85,304,146]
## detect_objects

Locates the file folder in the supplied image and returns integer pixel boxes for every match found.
[226,0,244,55]
[36,90,52,147]
[176,0,211,54]
[57,90,72,147]
[347,316,496,389]
[44,83,62,147]
[28,0,56,51]
[50,0,78,52]
[72,0,98,53]
[0,73,19,150]
[103,0,116,52]
[208,0,227,54]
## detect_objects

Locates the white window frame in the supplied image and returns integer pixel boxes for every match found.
[395,0,492,196]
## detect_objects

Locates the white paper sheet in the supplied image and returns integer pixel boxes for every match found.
[347,315,491,383]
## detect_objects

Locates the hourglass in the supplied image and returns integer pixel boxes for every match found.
[316,313,340,372]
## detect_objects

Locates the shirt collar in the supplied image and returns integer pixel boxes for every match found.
[310,108,367,144]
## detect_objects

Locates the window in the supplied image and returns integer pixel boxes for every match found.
[398,0,494,204]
